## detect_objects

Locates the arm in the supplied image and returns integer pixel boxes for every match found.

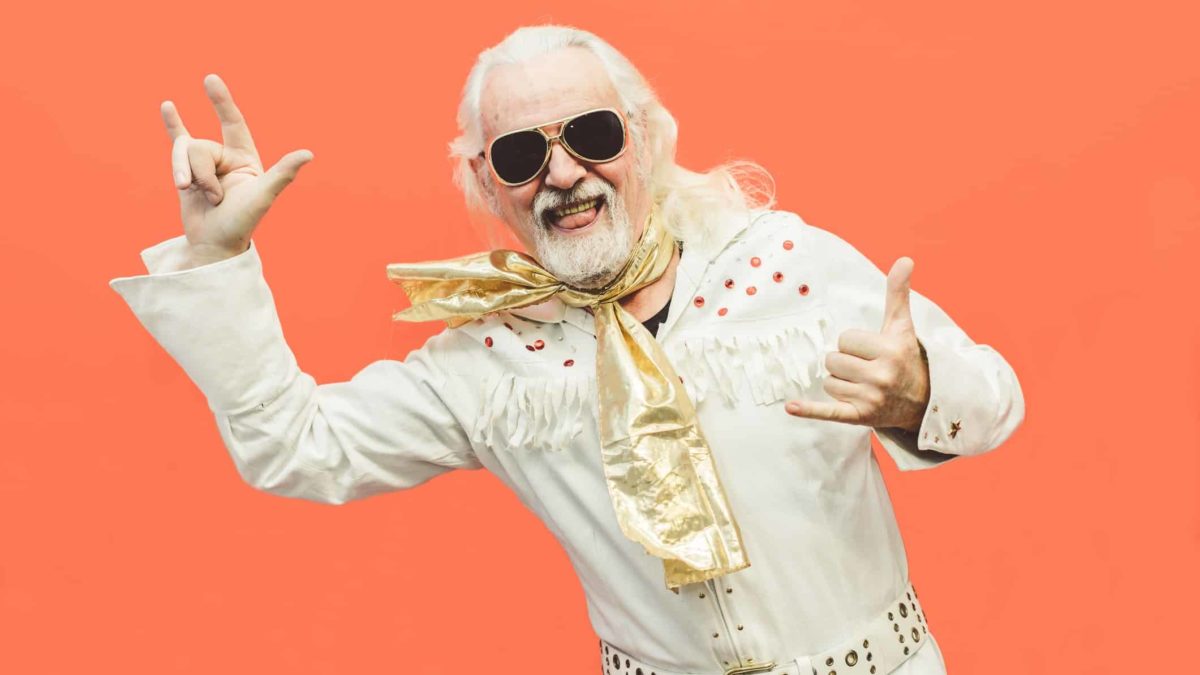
[803,220,1026,471]
[109,235,481,504]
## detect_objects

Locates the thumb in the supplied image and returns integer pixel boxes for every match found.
[881,256,914,333]
[261,149,315,199]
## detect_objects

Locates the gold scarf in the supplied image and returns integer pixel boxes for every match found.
[385,210,749,590]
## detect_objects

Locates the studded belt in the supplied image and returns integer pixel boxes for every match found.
[600,581,930,675]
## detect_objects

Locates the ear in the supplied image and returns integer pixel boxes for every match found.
[468,153,502,217]
[469,153,486,184]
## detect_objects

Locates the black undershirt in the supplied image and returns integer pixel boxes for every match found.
[641,297,672,337]
[639,240,680,337]
[636,240,680,338]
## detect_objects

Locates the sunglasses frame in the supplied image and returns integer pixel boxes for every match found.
[482,106,629,187]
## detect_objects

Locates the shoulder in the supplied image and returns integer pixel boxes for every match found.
[706,208,809,256]
[705,208,813,271]
[724,208,875,270]
[683,207,882,326]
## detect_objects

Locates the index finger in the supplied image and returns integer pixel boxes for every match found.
[203,73,259,156]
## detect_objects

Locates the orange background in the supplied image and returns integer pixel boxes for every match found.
[2,1,1198,673]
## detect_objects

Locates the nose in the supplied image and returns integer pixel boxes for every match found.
[544,141,587,190]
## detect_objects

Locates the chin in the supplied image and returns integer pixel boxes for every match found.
[529,195,634,289]
[541,243,621,288]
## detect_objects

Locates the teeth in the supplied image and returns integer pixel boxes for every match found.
[553,198,599,219]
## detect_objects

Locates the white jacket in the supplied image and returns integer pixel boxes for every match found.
[109,208,1024,674]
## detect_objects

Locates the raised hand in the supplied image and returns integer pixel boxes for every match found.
[163,73,313,266]
[784,257,931,432]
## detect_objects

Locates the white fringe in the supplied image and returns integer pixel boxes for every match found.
[672,313,832,406]
[474,373,594,451]
[472,312,831,449]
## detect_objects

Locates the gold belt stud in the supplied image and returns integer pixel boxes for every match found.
[724,661,776,675]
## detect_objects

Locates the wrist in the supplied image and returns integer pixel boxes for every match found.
[901,339,932,432]
[182,240,248,270]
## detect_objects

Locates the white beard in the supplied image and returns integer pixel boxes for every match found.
[527,179,635,289]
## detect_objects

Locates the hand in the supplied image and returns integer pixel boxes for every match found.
[163,73,314,264]
[785,257,931,432]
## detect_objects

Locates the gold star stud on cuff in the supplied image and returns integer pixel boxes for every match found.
[949,419,962,439]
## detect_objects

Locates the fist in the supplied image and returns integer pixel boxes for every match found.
[785,257,930,432]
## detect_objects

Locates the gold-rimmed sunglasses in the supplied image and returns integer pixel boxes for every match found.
[482,107,628,187]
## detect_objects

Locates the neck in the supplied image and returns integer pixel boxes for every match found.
[617,244,681,322]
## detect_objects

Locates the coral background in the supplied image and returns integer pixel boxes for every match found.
[2,1,1197,673]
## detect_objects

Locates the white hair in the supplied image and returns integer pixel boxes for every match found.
[448,24,775,253]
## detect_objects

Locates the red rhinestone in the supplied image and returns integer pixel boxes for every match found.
[783,240,794,250]
[724,279,735,289]
[525,345,535,352]
[484,336,493,348]
[772,271,784,282]
[534,339,545,350]
[563,359,575,367]
[718,307,728,316]
[694,296,705,308]
[799,284,810,296]
[750,257,762,267]
[746,286,758,296]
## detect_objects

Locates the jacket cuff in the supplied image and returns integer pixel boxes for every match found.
[872,337,965,471]
[874,424,960,471]
[108,234,298,415]
[913,335,998,456]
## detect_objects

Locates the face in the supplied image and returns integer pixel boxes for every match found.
[471,46,651,289]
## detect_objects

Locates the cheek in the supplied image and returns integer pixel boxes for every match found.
[497,183,538,217]
[593,157,630,190]
[496,184,542,244]
[595,155,645,213]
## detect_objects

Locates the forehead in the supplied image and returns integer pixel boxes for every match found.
[480,46,621,139]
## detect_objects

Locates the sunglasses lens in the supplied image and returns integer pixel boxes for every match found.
[490,131,549,184]
[563,109,625,161]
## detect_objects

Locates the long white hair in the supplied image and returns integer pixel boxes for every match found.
[448,25,775,253]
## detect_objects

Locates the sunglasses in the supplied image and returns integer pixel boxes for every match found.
[483,107,628,187]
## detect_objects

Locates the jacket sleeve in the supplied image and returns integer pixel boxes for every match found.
[800,217,1026,472]
[108,234,482,505]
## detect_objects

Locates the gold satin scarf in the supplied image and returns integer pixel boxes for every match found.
[385,210,749,590]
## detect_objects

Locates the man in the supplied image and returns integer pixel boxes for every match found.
[110,25,1024,675]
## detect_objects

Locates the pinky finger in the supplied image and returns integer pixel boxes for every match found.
[784,399,862,425]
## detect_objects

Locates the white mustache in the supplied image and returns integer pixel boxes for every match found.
[534,182,612,224]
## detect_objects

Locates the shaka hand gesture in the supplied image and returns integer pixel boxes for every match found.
[785,257,931,432]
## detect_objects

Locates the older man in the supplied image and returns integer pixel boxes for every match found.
[110,25,1023,675]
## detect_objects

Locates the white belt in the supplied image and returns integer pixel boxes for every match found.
[600,581,931,675]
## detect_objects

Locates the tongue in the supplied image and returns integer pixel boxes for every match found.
[555,205,599,230]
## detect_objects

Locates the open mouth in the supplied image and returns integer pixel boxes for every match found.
[546,195,606,233]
